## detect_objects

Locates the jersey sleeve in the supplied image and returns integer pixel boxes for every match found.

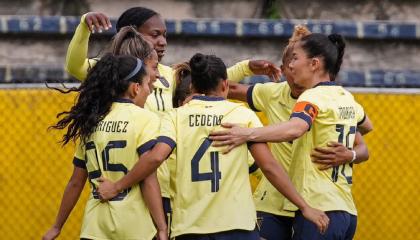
[73,142,86,169]
[246,82,277,112]
[248,109,264,129]
[136,113,160,155]
[291,91,320,130]
[355,101,366,125]
[227,60,254,83]
[157,110,177,151]
[65,14,98,81]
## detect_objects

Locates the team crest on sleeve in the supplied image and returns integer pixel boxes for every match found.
[159,77,170,88]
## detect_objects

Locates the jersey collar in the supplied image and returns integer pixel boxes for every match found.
[314,81,337,88]
[114,98,134,104]
[192,95,225,101]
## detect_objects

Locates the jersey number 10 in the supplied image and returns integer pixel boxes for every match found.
[331,124,356,184]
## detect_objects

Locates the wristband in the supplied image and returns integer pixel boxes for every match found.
[350,150,357,163]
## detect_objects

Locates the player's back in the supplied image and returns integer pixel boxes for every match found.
[284,82,365,215]
[76,99,158,240]
[165,96,262,237]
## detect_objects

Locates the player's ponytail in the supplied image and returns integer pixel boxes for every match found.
[328,34,346,81]
[110,26,153,60]
[189,53,227,94]
[300,33,346,81]
[51,54,148,145]
[173,62,192,107]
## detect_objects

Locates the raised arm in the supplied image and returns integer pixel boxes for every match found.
[65,12,111,81]
[42,166,87,240]
[227,60,281,83]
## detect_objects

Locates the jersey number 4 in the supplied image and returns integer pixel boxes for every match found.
[85,140,131,201]
[191,138,222,192]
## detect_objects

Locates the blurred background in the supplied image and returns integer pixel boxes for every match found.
[0,0,419,239]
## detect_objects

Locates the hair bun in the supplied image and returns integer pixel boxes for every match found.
[190,53,210,75]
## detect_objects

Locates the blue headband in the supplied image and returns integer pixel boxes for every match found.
[123,58,143,81]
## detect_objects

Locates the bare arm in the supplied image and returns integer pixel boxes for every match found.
[358,115,373,135]
[97,143,172,200]
[42,167,87,240]
[311,132,369,170]
[227,60,281,83]
[141,173,168,240]
[227,82,250,102]
[210,118,308,153]
[249,143,329,233]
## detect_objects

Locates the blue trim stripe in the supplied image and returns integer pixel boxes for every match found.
[157,136,176,150]
[248,162,259,174]
[246,85,260,112]
[114,98,133,103]
[73,157,86,169]
[192,95,225,101]
[357,114,367,126]
[291,112,313,130]
[314,81,337,87]
[137,139,157,155]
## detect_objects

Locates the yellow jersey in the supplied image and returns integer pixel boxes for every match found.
[283,82,365,215]
[247,82,296,217]
[73,99,160,240]
[66,14,255,199]
[158,96,263,237]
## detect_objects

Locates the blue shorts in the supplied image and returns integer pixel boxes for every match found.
[257,211,293,240]
[175,229,259,240]
[292,211,357,240]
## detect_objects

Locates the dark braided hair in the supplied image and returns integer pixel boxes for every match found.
[189,53,227,94]
[299,33,346,81]
[51,54,148,145]
[116,7,158,32]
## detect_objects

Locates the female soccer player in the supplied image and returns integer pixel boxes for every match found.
[96,53,330,239]
[227,26,370,240]
[210,33,373,240]
[65,8,281,215]
[42,54,167,240]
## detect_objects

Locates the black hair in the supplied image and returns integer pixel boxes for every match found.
[299,33,346,81]
[189,53,227,94]
[116,7,159,32]
[51,54,147,145]
[173,62,192,108]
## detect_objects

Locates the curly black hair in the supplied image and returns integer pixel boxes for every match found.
[51,54,147,145]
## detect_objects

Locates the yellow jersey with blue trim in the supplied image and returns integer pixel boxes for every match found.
[72,99,160,240]
[158,96,263,237]
[247,81,296,217]
[283,82,366,215]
